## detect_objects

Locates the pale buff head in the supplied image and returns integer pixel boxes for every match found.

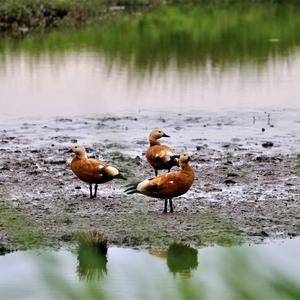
[70,145,87,158]
[149,128,170,141]
[179,151,191,166]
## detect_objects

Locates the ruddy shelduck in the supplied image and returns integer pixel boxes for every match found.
[69,145,124,198]
[146,128,179,176]
[125,152,194,213]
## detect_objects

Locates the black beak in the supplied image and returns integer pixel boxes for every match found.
[163,133,170,138]
[65,148,73,154]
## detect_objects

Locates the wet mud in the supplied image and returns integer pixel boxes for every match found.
[0,110,299,251]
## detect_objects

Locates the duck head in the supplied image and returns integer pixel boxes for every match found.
[179,151,191,167]
[149,129,170,145]
[70,145,88,159]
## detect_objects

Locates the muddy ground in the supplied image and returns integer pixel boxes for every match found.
[0,110,299,251]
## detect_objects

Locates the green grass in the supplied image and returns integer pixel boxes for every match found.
[0,196,47,250]
[296,154,300,177]
[1,0,300,32]
[0,0,164,32]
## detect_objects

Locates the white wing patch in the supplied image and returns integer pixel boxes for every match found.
[106,166,119,176]
[169,181,174,184]
[137,180,150,192]
[161,150,174,162]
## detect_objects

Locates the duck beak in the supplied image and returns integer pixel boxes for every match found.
[163,133,170,138]
[65,148,73,153]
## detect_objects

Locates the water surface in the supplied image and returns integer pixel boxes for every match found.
[1,4,300,116]
[0,238,299,299]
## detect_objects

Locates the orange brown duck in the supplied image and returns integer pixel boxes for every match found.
[69,145,124,198]
[146,128,179,176]
[125,152,194,213]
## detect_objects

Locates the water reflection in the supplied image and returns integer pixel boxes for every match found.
[77,238,199,282]
[0,4,300,115]
[150,243,198,279]
[167,243,198,278]
[1,3,300,115]
[77,230,108,280]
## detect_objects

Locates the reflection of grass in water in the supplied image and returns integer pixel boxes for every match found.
[38,242,300,300]
[2,3,300,73]
[0,196,46,250]
[167,243,198,279]
[77,230,108,281]
[149,243,198,279]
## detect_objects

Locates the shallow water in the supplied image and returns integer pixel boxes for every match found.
[1,50,300,117]
[1,4,300,117]
[0,238,299,300]
[1,53,300,116]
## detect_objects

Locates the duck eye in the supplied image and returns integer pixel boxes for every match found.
[75,146,77,149]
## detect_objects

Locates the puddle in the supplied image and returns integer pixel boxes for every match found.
[0,238,299,299]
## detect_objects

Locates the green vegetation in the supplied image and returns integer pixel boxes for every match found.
[0,0,162,33]
[1,3,300,73]
[0,196,46,250]
[77,230,108,280]
[296,154,300,177]
[1,0,300,33]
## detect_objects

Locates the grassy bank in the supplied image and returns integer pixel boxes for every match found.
[2,3,300,72]
[1,0,300,34]
[0,0,152,33]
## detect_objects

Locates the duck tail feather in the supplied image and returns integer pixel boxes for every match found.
[124,181,140,193]
[126,189,138,195]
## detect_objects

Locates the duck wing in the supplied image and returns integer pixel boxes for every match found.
[138,172,179,194]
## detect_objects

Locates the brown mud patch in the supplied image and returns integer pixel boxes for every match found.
[0,111,299,250]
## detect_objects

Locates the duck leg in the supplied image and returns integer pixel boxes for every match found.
[89,184,93,199]
[163,199,168,214]
[155,170,158,176]
[169,198,174,213]
[94,184,98,198]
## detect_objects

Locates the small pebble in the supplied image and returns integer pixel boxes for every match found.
[262,141,274,148]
